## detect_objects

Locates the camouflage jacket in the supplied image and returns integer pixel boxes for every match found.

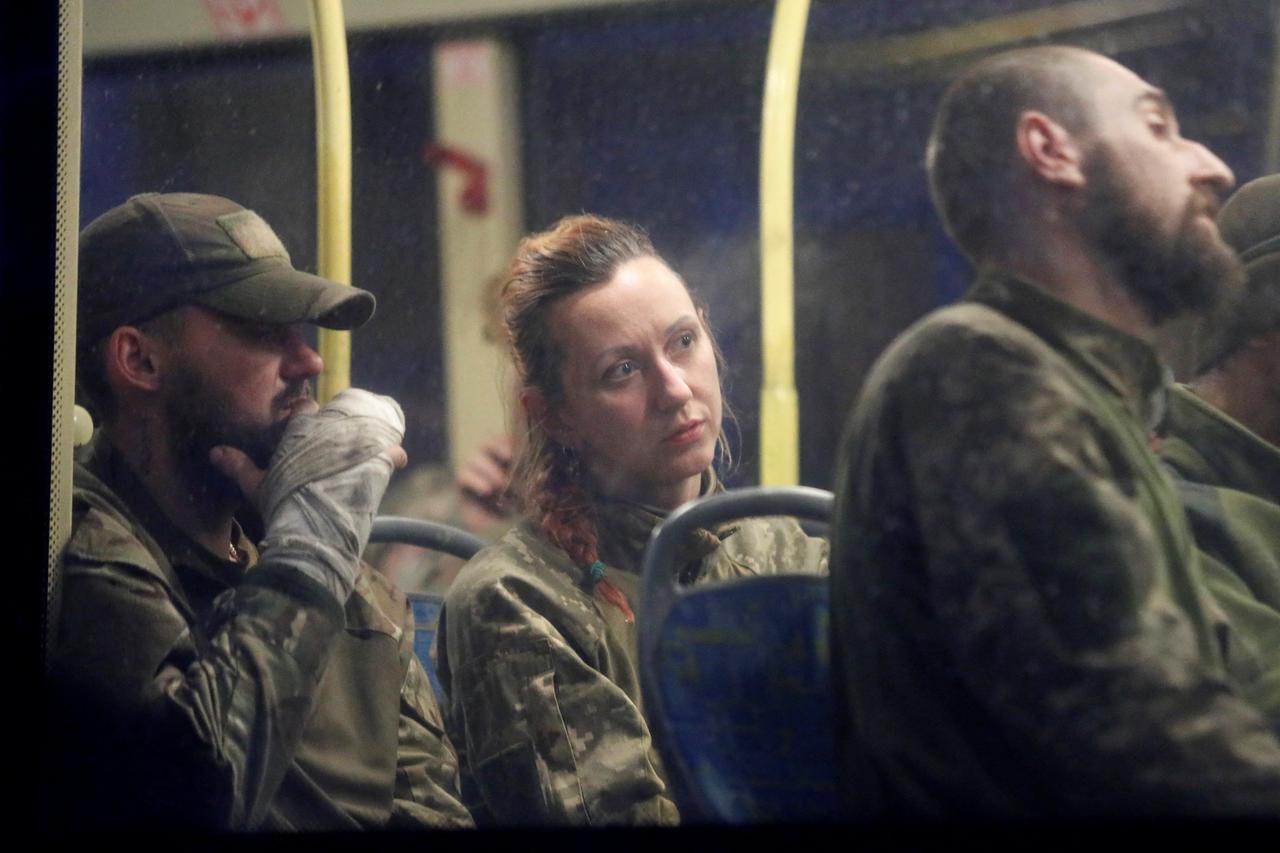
[1159,383,1280,720]
[829,270,1280,818]
[436,495,828,826]
[47,434,473,830]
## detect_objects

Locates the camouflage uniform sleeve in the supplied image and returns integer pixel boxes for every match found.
[388,586,475,828]
[719,517,828,577]
[441,561,677,826]
[50,507,346,829]
[801,528,829,575]
[766,517,829,575]
[887,325,1280,813]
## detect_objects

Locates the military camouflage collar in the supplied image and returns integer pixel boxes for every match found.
[592,469,737,580]
[1161,384,1280,502]
[967,270,1169,431]
[78,432,255,590]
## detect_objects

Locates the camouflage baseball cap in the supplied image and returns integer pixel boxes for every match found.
[1199,175,1280,373]
[78,192,375,344]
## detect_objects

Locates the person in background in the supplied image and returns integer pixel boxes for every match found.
[369,272,518,595]
[436,214,828,826]
[829,46,1280,817]
[1157,173,1280,721]
[370,436,516,594]
[46,192,473,830]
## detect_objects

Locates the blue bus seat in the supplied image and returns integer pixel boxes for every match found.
[370,516,486,702]
[638,486,839,823]
[406,591,446,701]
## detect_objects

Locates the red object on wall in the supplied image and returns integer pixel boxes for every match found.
[203,0,286,37]
[423,143,489,215]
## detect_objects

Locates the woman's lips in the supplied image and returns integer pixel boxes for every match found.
[665,419,705,446]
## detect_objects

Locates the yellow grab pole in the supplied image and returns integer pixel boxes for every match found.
[758,0,809,485]
[309,0,353,403]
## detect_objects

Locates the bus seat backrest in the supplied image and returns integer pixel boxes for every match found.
[638,486,840,823]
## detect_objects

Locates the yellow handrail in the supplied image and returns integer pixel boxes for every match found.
[309,0,353,403]
[758,0,809,485]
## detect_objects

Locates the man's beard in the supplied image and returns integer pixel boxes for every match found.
[163,364,305,506]
[1080,144,1245,325]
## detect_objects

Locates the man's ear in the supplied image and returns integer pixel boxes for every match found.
[520,387,580,450]
[1015,110,1086,190]
[103,325,165,394]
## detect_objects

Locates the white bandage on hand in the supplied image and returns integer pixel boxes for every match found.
[254,389,406,601]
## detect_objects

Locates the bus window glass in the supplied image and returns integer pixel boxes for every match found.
[80,0,1277,487]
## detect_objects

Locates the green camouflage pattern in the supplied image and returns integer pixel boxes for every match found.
[1159,384,1280,720]
[437,496,828,826]
[830,270,1280,817]
[48,434,473,830]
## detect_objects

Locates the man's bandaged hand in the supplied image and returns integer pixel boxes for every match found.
[219,389,407,601]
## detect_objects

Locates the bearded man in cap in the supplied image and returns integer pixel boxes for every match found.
[46,193,473,830]
[830,45,1280,818]
[1156,174,1280,721]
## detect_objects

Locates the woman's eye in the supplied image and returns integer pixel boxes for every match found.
[673,330,697,351]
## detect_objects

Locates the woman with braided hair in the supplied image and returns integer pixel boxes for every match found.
[436,214,828,826]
